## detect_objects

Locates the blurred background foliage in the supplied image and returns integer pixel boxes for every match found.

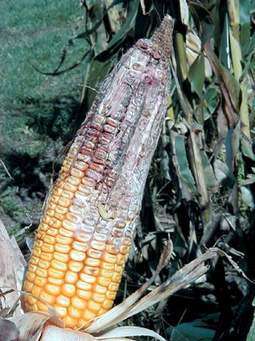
[0,0,255,339]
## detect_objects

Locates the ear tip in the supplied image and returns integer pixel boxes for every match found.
[151,15,174,60]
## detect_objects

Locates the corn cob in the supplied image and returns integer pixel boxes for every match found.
[22,16,173,329]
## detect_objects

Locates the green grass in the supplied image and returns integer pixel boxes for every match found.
[0,0,88,232]
[0,0,86,104]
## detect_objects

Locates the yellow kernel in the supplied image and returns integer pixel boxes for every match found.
[48,268,65,279]
[77,319,89,329]
[87,249,102,259]
[115,264,123,273]
[33,247,41,258]
[54,212,65,221]
[79,273,96,284]
[35,268,48,278]
[70,168,84,178]
[23,280,33,292]
[38,259,50,269]
[40,252,53,262]
[61,190,74,200]
[59,228,73,238]
[92,293,105,303]
[112,273,121,283]
[105,244,118,254]
[106,291,116,300]
[91,240,105,251]
[88,300,101,313]
[27,295,36,305]
[34,276,47,287]
[117,254,125,264]
[103,253,117,264]
[55,206,68,215]
[48,218,62,229]
[57,197,70,208]
[101,262,115,271]
[51,260,68,272]
[48,277,64,286]
[45,284,61,296]
[68,305,81,318]
[77,289,92,300]
[64,316,77,329]
[62,283,76,297]
[83,310,96,322]
[56,235,73,245]
[47,228,58,237]
[62,220,76,231]
[70,249,85,262]
[98,308,107,315]
[76,281,93,292]
[99,269,113,278]
[65,271,78,284]
[94,284,107,294]
[68,260,83,272]
[26,272,35,282]
[108,283,118,292]
[72,241,88,252]
[102,299,113,310]
[39,223,48,231]
[54,252,69,263]
[98,277,111,287]
[71,296,87,310]
[63,182,77,193]
[30,256,39,265]
[56,295,71,307]
[75,232,91,243]
[41,243,54,253]
[28,264,37,273]
[40,291,55,305]
[32,285,41,297]
[54,305,67,317]
[37,301,48,312]
[83,266,99,276]
[67,176,81,186]
[85,257,101,267]
[55,243,71,253]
